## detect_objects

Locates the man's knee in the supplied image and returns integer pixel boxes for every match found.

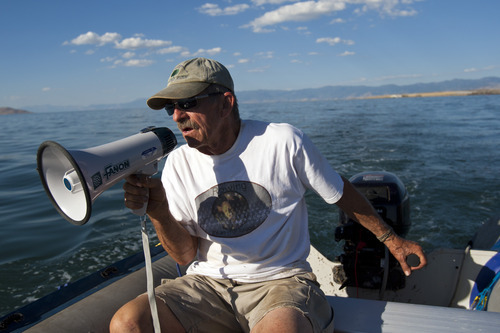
[110,294,186,333]
[109,312,138,333]
[252,307,313,333]
[110,295,152,333]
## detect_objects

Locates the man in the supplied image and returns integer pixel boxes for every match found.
[110,58,427,333]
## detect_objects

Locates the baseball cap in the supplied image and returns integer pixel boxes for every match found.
[147,57,234,110]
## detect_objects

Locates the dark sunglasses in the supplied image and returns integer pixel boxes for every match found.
[164,92,224,115]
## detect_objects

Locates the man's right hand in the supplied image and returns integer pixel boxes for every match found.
[123,174,168,217]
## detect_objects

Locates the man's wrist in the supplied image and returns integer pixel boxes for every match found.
[377,228,394,243]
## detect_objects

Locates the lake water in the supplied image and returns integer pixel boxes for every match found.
[1,96,499,316]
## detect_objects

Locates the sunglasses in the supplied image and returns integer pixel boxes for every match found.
[164,92,224,115]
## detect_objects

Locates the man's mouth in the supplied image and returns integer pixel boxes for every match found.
[178,121,197,134]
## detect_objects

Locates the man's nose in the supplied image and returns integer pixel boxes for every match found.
[172,108,188,122]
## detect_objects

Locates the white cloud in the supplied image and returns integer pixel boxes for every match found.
[296,26,311,34]
[339,51,355,56]
[256,51,274,59]
[244,0,419,32]
[464,65,496,73]
[100,56,116,62]
[122,59,155,67]
[64,31,122,46]
[251,0,298,5]
[157,46,186,54]
[317,37,354,46]
[239,58,250,63]
[122,52,135,59]
[183,47,222,58]
[354,0,418,17]
[109,58,155,68]
[198,3,250,16]
[64,32,171,52]
[42,87,51,92]
[114,37,171,50]
[330,18,345,24]
[244,0,346,32]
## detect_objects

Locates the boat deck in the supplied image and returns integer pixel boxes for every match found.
[19,249,500,332]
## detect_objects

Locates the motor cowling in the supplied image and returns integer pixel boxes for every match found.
[334,171,410,291]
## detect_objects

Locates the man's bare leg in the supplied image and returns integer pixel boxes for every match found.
[110,294,185,333]
[251,307,313,333]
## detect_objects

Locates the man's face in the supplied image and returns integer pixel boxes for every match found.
[171,93,225,155]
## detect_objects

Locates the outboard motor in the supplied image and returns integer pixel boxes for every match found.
[334,171,410,291]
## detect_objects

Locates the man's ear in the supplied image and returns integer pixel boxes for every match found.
[220,92,235,118]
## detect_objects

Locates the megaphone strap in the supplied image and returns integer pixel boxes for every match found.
[141,215,162,333]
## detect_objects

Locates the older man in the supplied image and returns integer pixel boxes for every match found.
[110,58,426,333]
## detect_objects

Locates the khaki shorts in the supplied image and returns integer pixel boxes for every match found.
[155,272,334,333]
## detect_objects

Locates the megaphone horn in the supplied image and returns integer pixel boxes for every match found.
[37,126,177,226]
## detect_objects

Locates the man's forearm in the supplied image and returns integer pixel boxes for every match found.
[336,176,393,239]
[148,207,198,266]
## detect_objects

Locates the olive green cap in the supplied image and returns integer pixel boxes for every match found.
[147,57,234,110]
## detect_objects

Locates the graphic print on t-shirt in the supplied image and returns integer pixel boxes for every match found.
[196,181,272,238]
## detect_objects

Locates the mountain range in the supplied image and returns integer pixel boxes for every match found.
[21,77,500,113]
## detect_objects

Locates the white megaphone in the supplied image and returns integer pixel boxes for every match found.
[37,126,177,225]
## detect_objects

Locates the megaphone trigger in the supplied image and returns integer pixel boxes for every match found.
[132,196,148,216]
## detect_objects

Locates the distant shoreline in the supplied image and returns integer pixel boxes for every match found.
[359,89,500,100]
[2,86,500,114]
[0,107,31,115]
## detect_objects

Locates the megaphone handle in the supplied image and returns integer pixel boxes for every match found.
[131,163,158,216]
[132,199,148,216]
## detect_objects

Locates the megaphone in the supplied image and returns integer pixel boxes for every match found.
[37,126,177,226]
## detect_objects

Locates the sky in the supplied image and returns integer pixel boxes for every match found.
[1,0,499,109]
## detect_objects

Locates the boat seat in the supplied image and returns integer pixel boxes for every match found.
[470,214,500,250]
[328,296,500,332]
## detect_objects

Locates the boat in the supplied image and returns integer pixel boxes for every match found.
[2,171,500,332]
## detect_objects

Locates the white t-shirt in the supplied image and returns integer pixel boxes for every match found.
[161,119,344,282]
